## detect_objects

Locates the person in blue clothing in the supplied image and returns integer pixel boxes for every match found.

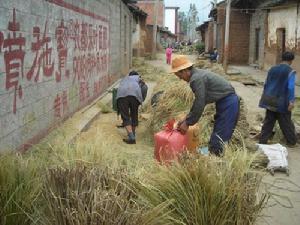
[210,48,219,62]
[259,51,297,146]
[171,55,240,156]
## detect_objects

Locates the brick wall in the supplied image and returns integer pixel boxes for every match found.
[228,10,250,64]
[145,25,154,54]
[207,21,214,53]
[215,7,250,64]
[0,0,133,151]
[136,1,164,27]
[216,7,225,62]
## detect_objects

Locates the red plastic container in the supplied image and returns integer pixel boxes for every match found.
[154,120,188,164]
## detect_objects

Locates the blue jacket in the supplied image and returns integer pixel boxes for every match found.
[259,64,296,113]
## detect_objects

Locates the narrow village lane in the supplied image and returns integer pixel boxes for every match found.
[139,53,300,225]
[71,53,300,225]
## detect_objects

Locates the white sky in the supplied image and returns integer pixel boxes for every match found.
[164,0,219,24]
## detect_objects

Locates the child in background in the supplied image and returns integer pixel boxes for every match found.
[166,45,173,65]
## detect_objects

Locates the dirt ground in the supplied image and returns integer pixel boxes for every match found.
[75,53,300,225]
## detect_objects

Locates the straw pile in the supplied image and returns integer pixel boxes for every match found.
[132,57,166,81]
[144,71,250,149]
[135,150,268,225]
[0,57,269,225]
[144,76,194,134]
[0,142,268,225]
[177,45,197,55]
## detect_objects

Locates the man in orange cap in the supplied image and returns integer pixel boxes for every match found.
[171,55,240,156]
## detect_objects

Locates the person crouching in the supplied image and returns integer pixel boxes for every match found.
[116,71,147,144]
[171,55,240,156]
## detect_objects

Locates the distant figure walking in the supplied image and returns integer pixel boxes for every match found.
[166,45,173,65]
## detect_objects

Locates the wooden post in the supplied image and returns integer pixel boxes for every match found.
[223,0,231,73]
[152,0,159,58]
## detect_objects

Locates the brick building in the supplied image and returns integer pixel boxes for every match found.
[208,1,250,64]
[233,0,300,82]
[198,0,300,82]
[135,0,165,27]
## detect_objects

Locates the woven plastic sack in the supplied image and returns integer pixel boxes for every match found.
[257,143,289,175]
[154,120,188,164]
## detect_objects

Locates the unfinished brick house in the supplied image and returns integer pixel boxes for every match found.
[207,0,251,65]
[234,0,300,81]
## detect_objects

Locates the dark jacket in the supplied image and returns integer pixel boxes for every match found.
[259,64,294,113]
[185,68,235,125]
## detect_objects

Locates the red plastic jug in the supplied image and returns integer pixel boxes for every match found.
[154,120,188,164]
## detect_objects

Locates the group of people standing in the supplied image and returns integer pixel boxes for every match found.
[116,50,298,156]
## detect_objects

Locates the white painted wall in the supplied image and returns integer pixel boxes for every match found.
[268,7,298,48]
[165,9,175,34]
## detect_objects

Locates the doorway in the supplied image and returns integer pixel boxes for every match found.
[276,28,286,64]
[255,28,260,63]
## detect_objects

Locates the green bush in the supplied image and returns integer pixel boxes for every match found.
[195,43,205,54]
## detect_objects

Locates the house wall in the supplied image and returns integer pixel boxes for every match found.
[249,10,267,68]
[132,16,147,57]
[136,1,164,27]
[215,7,250,64]
[207,21,214,53]
[216,6,225,62]
[265,5,300,80]
[228,10,250,64]
[0,0,133,151]
[145,26,154,54]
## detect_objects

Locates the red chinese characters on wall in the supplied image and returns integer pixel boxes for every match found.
[79,81,89,103]
[55,20,69,82]
[53,90,68,118]
[26,22,54,82]
[0,9,25,114]
[1,8,109,115]
[69,20,109,104]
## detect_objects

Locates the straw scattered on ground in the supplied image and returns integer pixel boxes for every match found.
[0,56,271,225]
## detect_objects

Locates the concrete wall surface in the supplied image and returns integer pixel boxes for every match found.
[0,0,133,151]
[265,5,300,81]
[249,10,267,68]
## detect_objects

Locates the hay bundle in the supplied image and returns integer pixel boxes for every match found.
[41,163,168,225]
[135,150,268,225]
[145,77,194,133]
[0,154,42,225]
[132,57,167,81]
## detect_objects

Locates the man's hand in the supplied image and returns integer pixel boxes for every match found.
[176,120,189,134]
[288,102,295,111]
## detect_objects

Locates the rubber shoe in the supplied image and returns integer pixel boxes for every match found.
[123,139,136,144]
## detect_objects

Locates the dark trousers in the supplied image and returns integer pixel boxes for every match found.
[209,94,240,156]
[259,110,296,145]
[117,96,140,127]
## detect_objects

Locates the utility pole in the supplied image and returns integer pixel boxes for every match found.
[223,0,231,73]
[152,0,159,58]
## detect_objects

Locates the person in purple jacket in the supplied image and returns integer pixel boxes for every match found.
[259,51,297,146]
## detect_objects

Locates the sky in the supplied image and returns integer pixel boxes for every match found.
[164,0,217,24]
